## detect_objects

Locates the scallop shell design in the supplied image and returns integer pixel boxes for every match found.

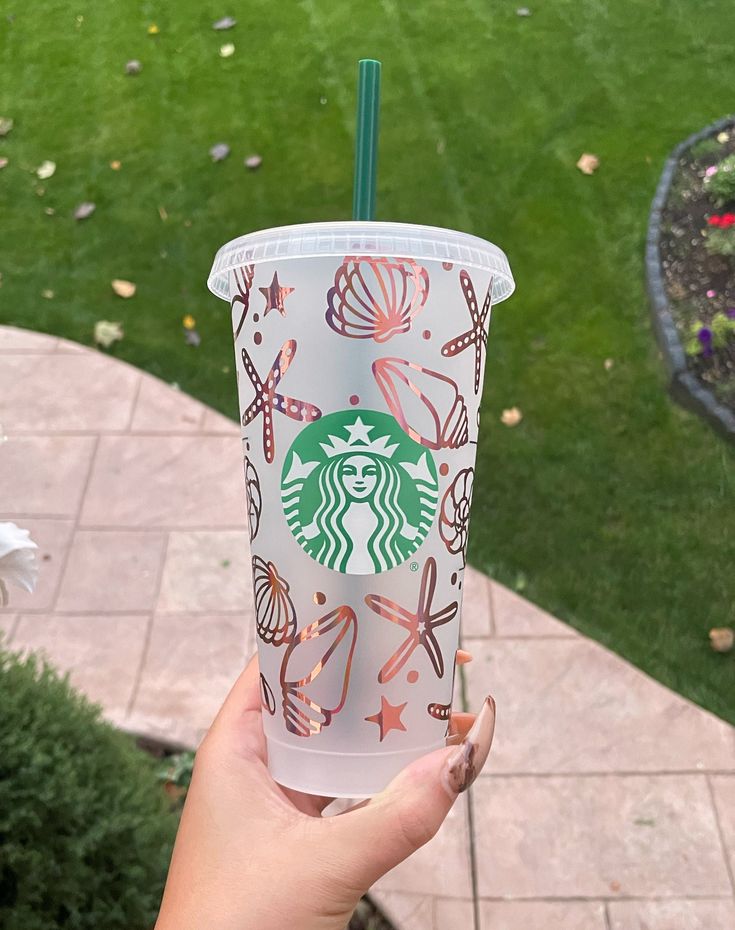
[372,357,469,450]
[243,456,262,542]
[252,556,296,646]
[279,606,357,738]
[260,674,276,715]
[326,256,429,342]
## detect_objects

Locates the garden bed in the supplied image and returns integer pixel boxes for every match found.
[647,116,735,439]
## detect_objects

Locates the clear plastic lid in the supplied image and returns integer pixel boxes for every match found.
[207,221,515,305]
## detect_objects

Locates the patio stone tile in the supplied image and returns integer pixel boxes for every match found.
[479,900,607,929]
[128,613,251,745]
[0,435,96,517]
[434,898,474,930]
[0,354,139,432]
[56,530,166,612]
[12,613,148,716]
[710,775,735,879]
[372,892,434,930]
[157,530,253,614]
[202,407,239,434]
[0,326,57,351]
[374,793,472,898]
[130,376,206,432]
[473,774,731,898]
[462,638,735,773]
[0,518,74,611]
[0,614,18,642]
[490,581,576,637]
[607,898,735,929]
[80,435,245,528]
[461,565,493,638]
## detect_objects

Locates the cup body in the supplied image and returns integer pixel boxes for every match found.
[208,222,513,797]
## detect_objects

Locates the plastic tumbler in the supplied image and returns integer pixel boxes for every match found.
[208,221,514,797]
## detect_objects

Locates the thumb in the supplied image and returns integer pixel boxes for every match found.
[333,696,496,890]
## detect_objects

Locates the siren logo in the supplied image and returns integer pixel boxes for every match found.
[281,410,438,574]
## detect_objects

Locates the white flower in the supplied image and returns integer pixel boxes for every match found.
[0,522,38,607]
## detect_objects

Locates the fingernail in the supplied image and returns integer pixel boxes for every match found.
[441,696,496,797]
[456,649,473,666]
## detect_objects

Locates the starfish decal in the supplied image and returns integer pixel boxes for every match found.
[259,271,295,317]
[365,557,457,683]
[241,339,321,464]
[365,696,408,741]
[231,264,255,338]
[441,270,494,394]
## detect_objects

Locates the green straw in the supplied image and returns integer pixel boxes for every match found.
[352,59,382,221]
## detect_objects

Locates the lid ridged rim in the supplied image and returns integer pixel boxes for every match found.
[207,221,515,305]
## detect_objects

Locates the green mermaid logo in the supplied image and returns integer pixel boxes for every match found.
[281,410,438,574]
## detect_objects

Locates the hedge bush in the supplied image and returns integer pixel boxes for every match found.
[0,645,176,930]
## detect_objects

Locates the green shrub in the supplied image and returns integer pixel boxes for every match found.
[0,645,176,930]
[706,153,735,203]
[705,227,735,257]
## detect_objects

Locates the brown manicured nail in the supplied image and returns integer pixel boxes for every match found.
[456,649,473,666]
[441,696,495,797]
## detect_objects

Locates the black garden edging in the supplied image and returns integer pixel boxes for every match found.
[645,115,735,442]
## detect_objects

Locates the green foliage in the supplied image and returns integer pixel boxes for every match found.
[0,646,175,930]
[157,750,196,792]
[690,137,722,161]
[705,227,735,257]
[706,153,735,203]
[684,313,735,356]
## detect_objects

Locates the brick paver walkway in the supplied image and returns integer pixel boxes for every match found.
[1,324,734,930]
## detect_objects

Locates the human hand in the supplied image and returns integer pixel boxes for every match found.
[155,651,495,930]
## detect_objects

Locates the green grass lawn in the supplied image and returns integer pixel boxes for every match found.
[1,1,733,722]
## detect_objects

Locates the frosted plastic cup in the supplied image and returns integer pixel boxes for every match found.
[208,222,514,797]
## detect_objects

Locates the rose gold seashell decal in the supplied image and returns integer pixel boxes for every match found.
[252,556,297,646]
[439,467,474,564]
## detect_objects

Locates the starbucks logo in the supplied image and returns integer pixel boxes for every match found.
[281,409,438,574]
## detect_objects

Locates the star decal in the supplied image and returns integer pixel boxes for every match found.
[365,696,408,741]
[441,270,494,394]
[365,557,457,683]
[241,339,322,464]
[259,271,295,317]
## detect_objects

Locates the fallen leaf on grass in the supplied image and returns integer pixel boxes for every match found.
[111,279,136,298]
[709,628,734,653]
[210,142,230,162]
[41,289,54,300]
[158,205,168,221]
[110,160,121,170]
[36,160,56,180]
[576,153,600,175]
[0,117,13,137]
[501,406,523,426]
[604,358,614,370]
[516,7,532,15]
[0,157,7,170]
[182,314,196,330]
[212,16,236,30]
[147,23,160,35]
[74,202,96,220]
[44,207,55,215]
[219,42,235,58]
[244,153,262,170]
[184,328,201,347]
[125,59,142,75]
[94,320,124,348]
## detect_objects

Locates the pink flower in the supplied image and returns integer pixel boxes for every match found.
[705,165,718,177]
[706,289,716,298]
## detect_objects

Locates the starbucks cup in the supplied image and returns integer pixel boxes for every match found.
[208,221,514,797]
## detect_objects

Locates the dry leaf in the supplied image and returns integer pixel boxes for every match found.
[184,328,201,347]
[147,23,159,35]
[210,142,230,162]
[111,279,136,298]
[219,42,235,58]
[516,6,532,15]
[0,117,13,137]
[576,153,600,175]
[74,202,96,220]
[709,628,734,653]
[110,160,121,170]
[35,186,45,196]
[244,153,262,170]
[182,314,196,330]
[41,289,54,300]
[501,406,523,427]
[125,59,142,75]
[0,157,7,170]
[36,160,56,180]
[44,207,55,215]
[158,205,168,221]
[94,320,124,348]
[604,358,614,370]
[213,15,236,30]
